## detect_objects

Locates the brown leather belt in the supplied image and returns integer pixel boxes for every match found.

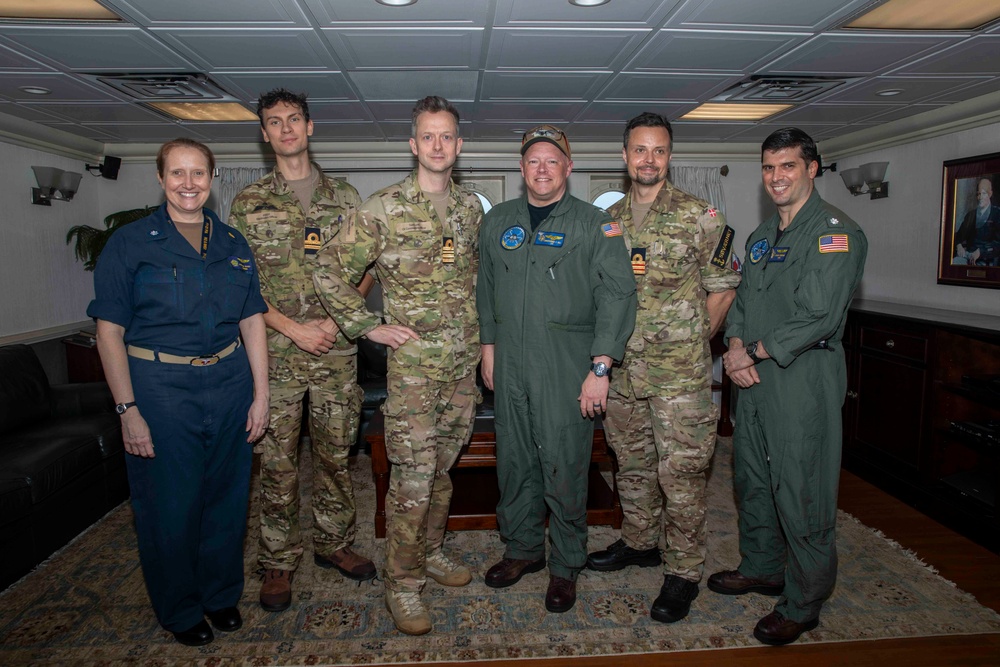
[127,339,240,366]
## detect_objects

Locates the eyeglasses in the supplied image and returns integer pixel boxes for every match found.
[523,127,564,141]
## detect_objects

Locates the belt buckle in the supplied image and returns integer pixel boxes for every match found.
[190,355,219,367]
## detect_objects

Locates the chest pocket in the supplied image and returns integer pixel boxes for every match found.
[223,267,253,320]
[643,227,696,287]
[390,229,437,277]
[252,221,293,267]
[134,266,184,321]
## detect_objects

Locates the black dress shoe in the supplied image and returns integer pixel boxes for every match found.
[205,606,242,632]
[650,574,698,623]
[753,610,819,646]
[545,575,577,613]
[172,619,214,646]
[586,538,660,571]
[484,557,546,589]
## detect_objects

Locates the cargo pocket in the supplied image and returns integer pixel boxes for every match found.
[666,399,719,475]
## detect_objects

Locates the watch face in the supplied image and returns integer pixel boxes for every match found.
[115,404,126,414]
[592,362,609,377]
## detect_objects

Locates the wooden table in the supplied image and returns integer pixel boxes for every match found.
[366,412,623,538]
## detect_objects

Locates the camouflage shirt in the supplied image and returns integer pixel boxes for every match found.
[608,182,741,399]
[229,164,362,358]
[313,170,484,382]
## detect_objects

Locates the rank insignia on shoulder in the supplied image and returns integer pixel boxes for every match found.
[602,221,623,237]
[749,238,770,264]
[711,225,735,268]
[149,230,159,236]
[818,234,849,253]
[501,225,526,250]
[304,227,321,255]
[228,231,235,239]
[829,217,840,225]
[631,248,647,275]
[535,230,565,247]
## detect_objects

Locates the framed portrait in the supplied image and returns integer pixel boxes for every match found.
[938,152,1000,289]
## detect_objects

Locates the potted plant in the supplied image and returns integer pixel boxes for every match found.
[66,206,157,271]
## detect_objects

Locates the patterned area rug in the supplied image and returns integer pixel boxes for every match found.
[2,436,998,666]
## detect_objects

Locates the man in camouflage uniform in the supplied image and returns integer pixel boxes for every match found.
[586,113,740,624]
[230,89,376,613]
[313,96,482,636]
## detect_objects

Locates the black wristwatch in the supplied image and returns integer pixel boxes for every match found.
[745,341,762,365]
[590,361,610,378]
[115,401,137,415]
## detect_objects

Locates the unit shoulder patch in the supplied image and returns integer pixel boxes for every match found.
[710,224,735,268]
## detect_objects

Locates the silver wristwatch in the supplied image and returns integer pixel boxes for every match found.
[590,361,610,377]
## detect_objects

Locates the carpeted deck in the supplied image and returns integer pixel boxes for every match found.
[2,436,998,666]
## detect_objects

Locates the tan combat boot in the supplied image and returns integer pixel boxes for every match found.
[425,550,472,586]
[385,590,432,635]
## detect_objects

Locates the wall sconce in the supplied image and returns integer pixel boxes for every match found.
[840,162,889,199]
[31,166,83,205]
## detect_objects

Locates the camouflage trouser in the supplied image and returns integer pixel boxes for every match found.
[382,372,479,592]
[604,388,719,582]
[258,350,363,570]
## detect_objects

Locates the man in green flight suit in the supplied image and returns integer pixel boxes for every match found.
[710,127,867,646]
[478,125,637,613]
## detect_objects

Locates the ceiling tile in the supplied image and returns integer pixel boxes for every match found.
[773,103,898,124]
[0,73,123,102]
[23,102,167,123]
[766,33,964,76]
[211,71,357,102]
[666,0,874,31]
[577,101,693,122]
[473,101,588,124]
[1,26,193,71]
[322,28,483,69]
[487,28,649,70]
[725,122,845,142]
[79,122,212,142]
[106,0,310,26]
[482,71,611,100]
[303,0,492,25]
[628,30,807,72]
[156,28,333,70]
[348,70,479,102]
[893,36,1000,76]
[821,76,983,104]
[0,43,53,71]
[602,73,738,101]
[494,0,682,26]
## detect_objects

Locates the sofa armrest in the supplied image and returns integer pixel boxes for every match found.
[48,382,115,419]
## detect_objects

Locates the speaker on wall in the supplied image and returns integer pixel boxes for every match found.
[101,156,121,180]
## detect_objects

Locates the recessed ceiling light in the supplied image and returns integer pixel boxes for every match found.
[19,86,52,95]
[876,89,905,97]
[147,102,258,122]
[376,0,417,6]
[570,0,611,6]
[0,0,120,20]
[846,0,1000,30]
[681,103,792,121]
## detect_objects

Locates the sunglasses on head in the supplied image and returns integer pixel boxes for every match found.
[523,127,564,141]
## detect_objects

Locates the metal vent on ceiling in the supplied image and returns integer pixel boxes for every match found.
[84,73,238,102]
[715,76,861,103]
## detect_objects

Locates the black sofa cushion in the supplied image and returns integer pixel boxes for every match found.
[0,414,121,504]
[0,345,51,433]
[0,475,32,527]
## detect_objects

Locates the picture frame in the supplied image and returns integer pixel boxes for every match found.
[937,151,1000,289]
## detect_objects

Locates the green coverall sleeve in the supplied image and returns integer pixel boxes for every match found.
[313,198,388,340]
[724,238,750,345]
[589,220,638,361]
[476,216,497,345]
[762,230,867,367]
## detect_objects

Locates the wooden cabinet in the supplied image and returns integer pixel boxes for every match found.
[843,301,1000,551]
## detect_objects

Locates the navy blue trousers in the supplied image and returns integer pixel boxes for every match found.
[126,348,253,631]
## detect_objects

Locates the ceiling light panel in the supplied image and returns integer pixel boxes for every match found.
[846,0,1000,31]
[681,103,791,120]
[0,0,120,21]
[147,101,257,121]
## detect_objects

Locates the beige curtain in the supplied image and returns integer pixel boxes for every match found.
[669,166,726,217]
[216,167,270,224]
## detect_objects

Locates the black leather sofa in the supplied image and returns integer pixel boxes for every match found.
[0,344,127,590]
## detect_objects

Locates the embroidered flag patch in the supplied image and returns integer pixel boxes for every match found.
[602,221,623,237]
[707,208,717,218]
[818,234,849,253]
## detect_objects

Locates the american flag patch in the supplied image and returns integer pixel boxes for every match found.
[818,234,849,253]
[602,221,623,237]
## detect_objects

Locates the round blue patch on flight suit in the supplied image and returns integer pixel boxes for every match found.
[501,225,526,250]
[749,238,770,264]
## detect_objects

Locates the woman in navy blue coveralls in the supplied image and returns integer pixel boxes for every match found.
[88,138,269,646]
